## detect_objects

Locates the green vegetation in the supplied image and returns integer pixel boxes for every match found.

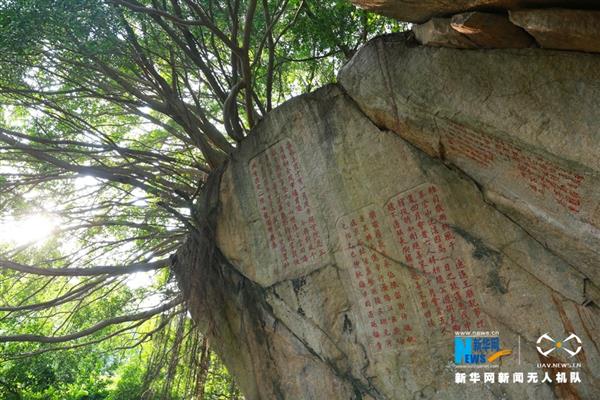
[0,0,402,397]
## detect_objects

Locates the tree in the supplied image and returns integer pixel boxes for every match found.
[0,0,401,397]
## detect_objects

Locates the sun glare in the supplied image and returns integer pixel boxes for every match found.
[126,270,155,290]
[0,214,59,246]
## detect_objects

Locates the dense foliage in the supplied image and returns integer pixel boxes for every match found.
[0,0,402,397]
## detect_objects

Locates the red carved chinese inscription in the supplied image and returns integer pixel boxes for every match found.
[385,184,486,334]
[339,208,416,352]
[445,123,584,213]
[250,140,326,272]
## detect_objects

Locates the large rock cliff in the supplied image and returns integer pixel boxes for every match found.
[176,12,600,400]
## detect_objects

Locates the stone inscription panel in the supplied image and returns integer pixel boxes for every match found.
[338,206,418,352]
[337,184,486,353]
[385,184,485,334]
[250,139,327,276]
[444,122,584,214]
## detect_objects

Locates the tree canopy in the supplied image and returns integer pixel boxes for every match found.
[0,0,402,397]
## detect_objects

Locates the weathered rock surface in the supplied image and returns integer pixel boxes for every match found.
[413,18,478,49]
[339,34,600,298]
[351,0,598,23]
[199,77,600,398]
[412,13,534,49]
[510,9,600,53]
[450,12,534,48]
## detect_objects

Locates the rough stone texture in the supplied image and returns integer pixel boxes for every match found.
[351,0,598,23]
[201,82,600,398]
[413,18,478,49]
[510,9,600,53]
[339,34,600,298]
[450,12,535,48]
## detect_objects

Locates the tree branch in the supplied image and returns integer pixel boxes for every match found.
[0,296,183,343]
[0,258,170,277]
